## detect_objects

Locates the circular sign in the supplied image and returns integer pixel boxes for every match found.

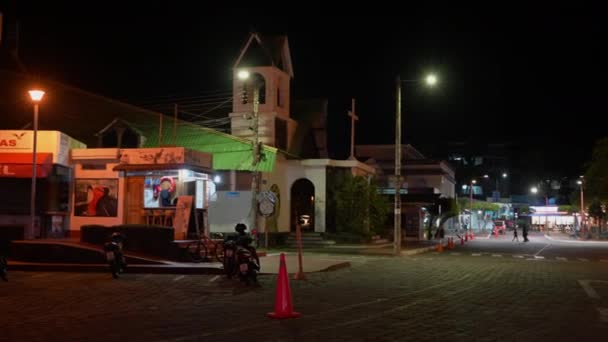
[257,191,277,217]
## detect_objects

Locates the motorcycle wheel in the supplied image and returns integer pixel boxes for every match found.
[110,260,120,279]
[0,257,7,282]
[224,259,235,278]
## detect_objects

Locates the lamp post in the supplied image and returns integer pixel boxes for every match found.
[530,185,549,231]
[237,70,264,248]
[577,177,585,233]
[470,179,476,234]
[394,73,438,255]
[28,89,45,239]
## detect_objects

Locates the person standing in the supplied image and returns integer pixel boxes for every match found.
[512,226,519,242]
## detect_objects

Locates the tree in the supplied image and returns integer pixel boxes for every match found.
[423,197,459,240]
[329,173,389,239]
[471,202,501,231]
[588,198,606,233]
[585,138,608,202]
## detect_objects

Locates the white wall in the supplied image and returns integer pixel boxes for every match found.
[208,191,253,233]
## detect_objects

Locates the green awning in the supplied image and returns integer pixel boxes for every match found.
[134,119,276,172]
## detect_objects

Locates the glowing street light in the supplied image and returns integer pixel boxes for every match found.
[28,89,45,238]
[394,72,440,255]
[237,70,250,80]
[425,73,438,87]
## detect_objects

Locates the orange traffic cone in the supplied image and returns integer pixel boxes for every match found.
[449,237,454,249]
[268,253,301,319]
[471,232,475,240]
[437,241,443,252]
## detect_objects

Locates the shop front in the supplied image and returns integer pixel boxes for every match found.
[530,206,575,231]
[0,130,86,240]
[71,147,213,239]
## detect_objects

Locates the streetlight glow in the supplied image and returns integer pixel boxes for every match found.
[577,180,583,185]
[502,173,508,178]
[237,70,250,80]
[28,90,45,102]
[483,174,489,178]
[472,179,477,184]
[425,73,438,86]
[531,187,538,194]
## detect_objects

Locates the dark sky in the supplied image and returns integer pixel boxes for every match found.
[2,4,607,177]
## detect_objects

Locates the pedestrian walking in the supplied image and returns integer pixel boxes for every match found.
[522,224,529,242]
[512,226,519,242]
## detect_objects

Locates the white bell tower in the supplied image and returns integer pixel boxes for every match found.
[229,33,296,151]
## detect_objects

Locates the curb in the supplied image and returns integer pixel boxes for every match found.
[258,260,352,275]
[7,262,224,275]
[400,246,437,256]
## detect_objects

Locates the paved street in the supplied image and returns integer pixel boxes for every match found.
[2,235,608,341]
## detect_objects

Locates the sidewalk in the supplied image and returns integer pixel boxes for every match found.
[544,232,608,244]
[6,253,351,275]
[6,237,453,274]
[271,239,448,256]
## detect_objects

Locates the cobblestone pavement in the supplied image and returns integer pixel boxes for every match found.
[2,239,608,341]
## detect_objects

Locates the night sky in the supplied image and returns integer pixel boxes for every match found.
[2,4,607,178]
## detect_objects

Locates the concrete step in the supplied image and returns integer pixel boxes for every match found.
[286,240,336,247]
[286,236,325,242]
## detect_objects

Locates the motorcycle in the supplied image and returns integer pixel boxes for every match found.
[235,237,260,285]
[222,237,237,278]
[0,255,8,282]
[104,233,127,279]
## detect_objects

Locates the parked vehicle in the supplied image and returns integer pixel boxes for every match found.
[493,220,506,235]
[235,242,259,285]
[222,237,237,278]
[104,232,127,279]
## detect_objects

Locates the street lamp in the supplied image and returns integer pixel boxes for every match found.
[394,72,439,255]
[483,172,508,200]
[470,179,476,233]
[530,185,549,231]
[577,177,585,233]
[237,70,264,248]
[28,89,45,238]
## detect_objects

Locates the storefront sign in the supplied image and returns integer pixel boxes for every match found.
[0,153,54,178]
[118,147,185,165]
[0,131,31,150]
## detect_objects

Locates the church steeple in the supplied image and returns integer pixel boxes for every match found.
[229,33,295,151]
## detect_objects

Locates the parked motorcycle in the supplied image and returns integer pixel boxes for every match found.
[0,255,8,282]
[104,232,127,279]
[235,237,260,285]
[222,237,237,278]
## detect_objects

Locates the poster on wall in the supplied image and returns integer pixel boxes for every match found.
[74,179,119,217]
[144,176,177,208]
